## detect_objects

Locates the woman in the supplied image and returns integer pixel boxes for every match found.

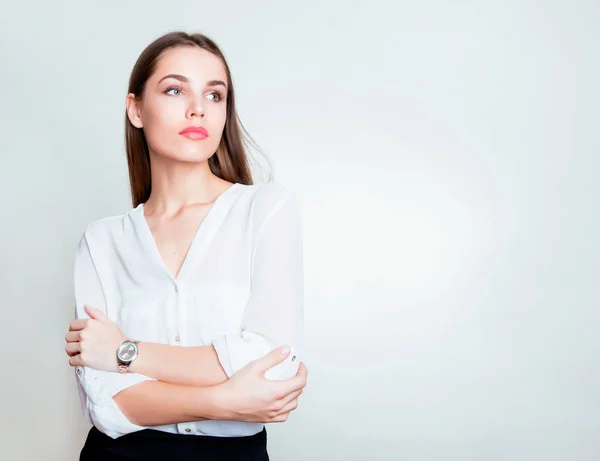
[63,31,307,461]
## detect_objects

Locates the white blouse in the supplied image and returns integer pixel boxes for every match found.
[73,182,304,440]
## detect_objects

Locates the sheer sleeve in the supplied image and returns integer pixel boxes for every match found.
[73,231,157,439]
[211,194,304,380]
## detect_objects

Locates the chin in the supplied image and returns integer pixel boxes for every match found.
[153,144,218,164]
[170,151,215,164]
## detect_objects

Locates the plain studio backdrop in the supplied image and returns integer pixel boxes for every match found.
[0,1,598,460]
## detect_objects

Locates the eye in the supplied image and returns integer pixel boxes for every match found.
[165,85,183,96]
[207,91,224,102]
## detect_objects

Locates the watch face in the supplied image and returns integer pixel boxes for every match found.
[118,342,138,362]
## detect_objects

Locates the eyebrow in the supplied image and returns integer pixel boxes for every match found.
[157,74,227,89]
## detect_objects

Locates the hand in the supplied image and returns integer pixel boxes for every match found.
[65,305,126,372]
[214,346,308,423]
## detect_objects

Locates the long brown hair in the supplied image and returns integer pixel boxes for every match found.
[125,31,271,207]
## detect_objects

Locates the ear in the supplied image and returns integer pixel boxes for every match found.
[126,93,144,128]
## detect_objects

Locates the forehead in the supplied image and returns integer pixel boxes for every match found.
[152,46,227,83]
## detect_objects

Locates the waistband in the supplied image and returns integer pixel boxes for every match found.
[81,425,268,461]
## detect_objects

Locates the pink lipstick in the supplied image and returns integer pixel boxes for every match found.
[179,126,209,140]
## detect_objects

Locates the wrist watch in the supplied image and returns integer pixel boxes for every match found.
[116,340,140,374]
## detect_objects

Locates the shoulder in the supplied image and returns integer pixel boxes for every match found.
[240,181,300,217]
[238,182,302,239]
[78,207,138,244]
[74,207,139,266]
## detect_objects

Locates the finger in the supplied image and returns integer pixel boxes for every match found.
[279,388,303,408]
[277,398,299,416]
[253,346,292,373]
[69,319,88,331]
[270,399,299,422]
[85,305,107,321]
[65,331,80,343]
[296,362,308,379]
[278,370,307,395]
[65,342,81,357]
[270,413,289,423]
[69,354,84,367]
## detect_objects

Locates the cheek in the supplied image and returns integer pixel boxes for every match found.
[205,105,227,138]
[208,104,227,126]
[142,105,180,144]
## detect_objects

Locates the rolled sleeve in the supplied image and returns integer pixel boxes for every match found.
[73,230,157,439]
[212,193,304,381]
[75,366,155,438]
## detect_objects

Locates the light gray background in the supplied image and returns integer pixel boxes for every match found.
[1,1,598,460]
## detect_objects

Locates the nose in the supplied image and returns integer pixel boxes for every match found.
[186,97,205,122]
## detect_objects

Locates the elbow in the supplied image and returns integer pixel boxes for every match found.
[213,331,302,380]
[112,392,143,427]
[77,367,156,438]
[87,400,143,440]
[82,387,150,439]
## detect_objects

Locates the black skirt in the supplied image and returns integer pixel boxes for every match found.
[79,425,270,461]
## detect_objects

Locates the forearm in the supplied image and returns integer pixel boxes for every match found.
[128,343,229,387]
[113,380,232,426]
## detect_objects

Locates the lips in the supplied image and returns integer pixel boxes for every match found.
[179,126,209,139]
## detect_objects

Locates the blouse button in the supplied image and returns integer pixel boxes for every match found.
[175,335,180,342]
[185,428,192,433]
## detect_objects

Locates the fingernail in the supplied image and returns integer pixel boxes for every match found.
[280,346,290,355]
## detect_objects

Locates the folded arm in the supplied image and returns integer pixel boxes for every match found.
[72,193,304,437]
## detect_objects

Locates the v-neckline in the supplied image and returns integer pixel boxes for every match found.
[133,183,242,283]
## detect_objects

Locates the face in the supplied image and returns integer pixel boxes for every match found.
[126,46,228,163]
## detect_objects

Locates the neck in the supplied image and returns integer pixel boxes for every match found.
[144,154,228,215]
